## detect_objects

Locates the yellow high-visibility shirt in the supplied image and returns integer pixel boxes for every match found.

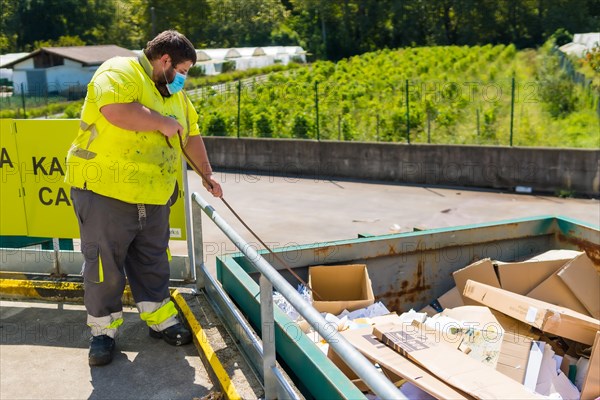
[65,53,199,204]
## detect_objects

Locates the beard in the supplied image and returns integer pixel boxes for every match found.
[155,66,176,97]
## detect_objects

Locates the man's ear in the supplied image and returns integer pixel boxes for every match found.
[159,54,170,66]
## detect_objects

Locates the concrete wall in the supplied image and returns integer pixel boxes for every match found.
[203,137,600,196]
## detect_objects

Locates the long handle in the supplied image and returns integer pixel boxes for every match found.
[176,132,322,300]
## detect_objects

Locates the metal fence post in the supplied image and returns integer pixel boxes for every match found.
[405,79,410,144]
[237,80,241,138]
[191,200,205,290]
[20,83,26,118]
[260,274,277,399]
[509,75,515,146]
[315,81,320,141]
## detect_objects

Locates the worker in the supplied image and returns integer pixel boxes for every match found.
[65,30,222,367]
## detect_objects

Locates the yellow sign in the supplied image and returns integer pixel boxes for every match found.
[0,119,27,235]
[0,119,187,240]
[15,119,80,238]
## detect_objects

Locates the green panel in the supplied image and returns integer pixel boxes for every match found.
[216,216,599,399]
[0,236,73,250]
[217,255,366,400]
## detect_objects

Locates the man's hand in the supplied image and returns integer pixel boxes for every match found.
[101,102,182,139]
[203,174,223,198]
[158,116,183,139]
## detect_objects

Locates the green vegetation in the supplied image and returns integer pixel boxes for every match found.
[1,0,598,61]
[186,63,301,88]
[2,43,595,148]
[194,44,599,148]
[0,96,83,119]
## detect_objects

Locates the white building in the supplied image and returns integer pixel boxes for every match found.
[193,46,306,75]
[0,52,29,84]
[559,32,600,57]
[0,45,136,96]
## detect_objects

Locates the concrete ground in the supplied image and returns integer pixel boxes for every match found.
[0,300,216,400]
[1,171,599,400]
[179,171,599,271]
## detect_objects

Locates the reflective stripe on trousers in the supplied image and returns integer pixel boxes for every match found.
[138,298,179,332]
[88,311,123,338]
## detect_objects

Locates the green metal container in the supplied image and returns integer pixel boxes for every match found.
[217,216,599,399]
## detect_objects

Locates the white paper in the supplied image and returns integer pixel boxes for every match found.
[550,370,580,400]
[535,343,556,395]
[525,306,538,323]
[524,341,545,391]
[340,301,390,320]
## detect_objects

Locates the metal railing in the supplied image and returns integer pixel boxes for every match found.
[191,192,407,400]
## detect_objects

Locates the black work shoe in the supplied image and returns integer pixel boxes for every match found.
[149,323,192,346]
[89,335,115,366]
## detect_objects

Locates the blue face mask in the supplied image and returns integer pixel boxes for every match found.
[164,68,186,95]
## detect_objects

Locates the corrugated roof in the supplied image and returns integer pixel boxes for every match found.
[1,45,137,68]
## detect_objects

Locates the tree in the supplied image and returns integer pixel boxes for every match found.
[201,0,288,47]
[0,0,18,53]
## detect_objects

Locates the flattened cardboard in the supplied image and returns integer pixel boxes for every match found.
[496,334,534,383]
[557,253,600,319]
[453,258,500,305]
[464,280,600,345]
[526,272,590,316]
[581,331,600,400]
[520,249,582,263]
[339,327,474,400]
[326,346,405,392]
[373,321,544,399]
[496,259,568,295]
[440,306,536,377]
[309,264,374,315]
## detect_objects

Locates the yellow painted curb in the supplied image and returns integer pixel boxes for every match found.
[0,279,83,299]
[0,279,135,304]
[171,289,242,400]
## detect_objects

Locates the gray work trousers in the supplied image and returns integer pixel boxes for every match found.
[71,187,177,337]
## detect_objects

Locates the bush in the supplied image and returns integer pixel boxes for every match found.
[541,76,576,118]
[291,113,312,139]
[550,28,573,47]
[64,103,81,118]
[206,112,228,136]
[254,112,273,137]
[188,65,205,77]
[221,61,236,74]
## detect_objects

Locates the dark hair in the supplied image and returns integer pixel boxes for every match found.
[144,30,197,65]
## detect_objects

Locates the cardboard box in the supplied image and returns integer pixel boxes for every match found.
[463,280,600,345]
[453,258,500,305]
[373,321,544,399]
[339,327,474,399]
[557,253,600,319]
[526,272,590,316]
[309,264,374,315]
[581,331,600,400]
